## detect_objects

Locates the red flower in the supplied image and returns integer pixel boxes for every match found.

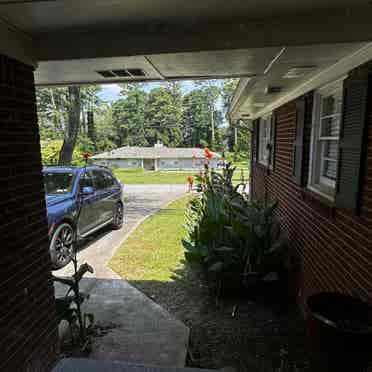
[82,152,90,160]
[204,148,213,159]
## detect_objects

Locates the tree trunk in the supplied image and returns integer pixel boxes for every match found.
[59,86,81,165]
[87,110,96,148]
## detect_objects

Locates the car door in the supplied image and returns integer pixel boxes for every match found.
[77,170,99,236]
[102,170,121,216]
[91,169,113,224]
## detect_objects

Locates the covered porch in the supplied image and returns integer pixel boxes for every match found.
[1,1,372,371]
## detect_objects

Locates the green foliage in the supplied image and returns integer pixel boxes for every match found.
[40,137,96,166]
[181,84,223,150]
[40,140,62,165]
[36,79,248,166]
[183,163,286,279]
[145,82,183,146]
[112,84,148,146]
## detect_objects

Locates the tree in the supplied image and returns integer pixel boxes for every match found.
[37,85,103,164]
[195,80,221,145]
[94,103,117,153]
[112,84,148,146]
[59,86,81,165]
[36,79,238,163]
[144,82,183,146]
[80,85,103,148]
[36,87,68,140]
[181,85,223,150]
[220,79,250,159]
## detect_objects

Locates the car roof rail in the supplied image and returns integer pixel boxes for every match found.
[90,164,114,172]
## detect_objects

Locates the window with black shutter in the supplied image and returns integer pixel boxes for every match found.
[269,113,276,170]
[335,68,369,214]
[254,113,274,168]
[293,97,306,186]
[308,79,344,198]
[251,119,260,164]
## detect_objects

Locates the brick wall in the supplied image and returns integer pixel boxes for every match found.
[0,55,58,371]
[252,89,372,309]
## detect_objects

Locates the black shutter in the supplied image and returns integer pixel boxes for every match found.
[251,119,260,164]
[335,69,369,214]
[269,113,277,171]
[292,97,306,185]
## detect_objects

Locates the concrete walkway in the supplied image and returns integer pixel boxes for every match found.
[54,184,189,367]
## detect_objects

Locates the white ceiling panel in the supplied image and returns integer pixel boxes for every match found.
[35,56,164,85]
[235,42,367,117]
[147,48,284,79]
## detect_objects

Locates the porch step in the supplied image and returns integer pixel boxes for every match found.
[53,358,216,372]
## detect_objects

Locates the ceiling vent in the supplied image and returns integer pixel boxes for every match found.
[112,69,131,77]
[264,86,283,95]
[96,70,116,78]
[283,66,317,79]
[96,69,146,79]
[127,68,146,77]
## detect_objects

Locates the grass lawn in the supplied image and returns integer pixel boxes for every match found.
[114,167,249,185]
[109,195,308,371]
[109,196,190,282]
[114,168,195,184]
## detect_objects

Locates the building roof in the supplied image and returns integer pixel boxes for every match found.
[91,146,221,160]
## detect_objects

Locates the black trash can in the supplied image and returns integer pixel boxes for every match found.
[307,292,372,372]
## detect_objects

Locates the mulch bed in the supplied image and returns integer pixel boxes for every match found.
[129,264,311,372]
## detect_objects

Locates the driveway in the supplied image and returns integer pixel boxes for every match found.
[56,184,186,279]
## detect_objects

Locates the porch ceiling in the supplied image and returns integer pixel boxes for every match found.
[229,42,370,120]
[35,48,283,86]
[1,0,372,87]
[0,0,367,35]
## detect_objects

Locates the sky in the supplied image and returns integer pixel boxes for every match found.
[98,81,198,102]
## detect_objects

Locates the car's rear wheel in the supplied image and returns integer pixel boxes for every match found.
[50,222,75,270]
[112,202,123,230]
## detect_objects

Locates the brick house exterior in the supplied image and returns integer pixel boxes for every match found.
[0,55,59,371]
[250,63,372,310]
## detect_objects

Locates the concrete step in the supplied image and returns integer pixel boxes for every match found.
[53,358,216,372]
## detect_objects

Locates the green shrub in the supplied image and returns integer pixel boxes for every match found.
[183,162,286,280]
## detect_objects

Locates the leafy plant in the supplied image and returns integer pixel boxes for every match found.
[183,162,286,284]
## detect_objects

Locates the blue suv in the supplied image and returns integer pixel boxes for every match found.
[43,165,123,269]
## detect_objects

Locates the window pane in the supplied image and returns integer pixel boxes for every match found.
[103,172,115,187]
[80,171,93,189]
[319,89,342,139]
[321,91,342,117]
[310,80,344,196]
[323,140,338,160]
[92,170,106,190]
[44,172,75,195]
[322,160,337,180]
[320,116,340,138]
[258,115,271,165]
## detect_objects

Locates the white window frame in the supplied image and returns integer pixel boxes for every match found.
[258,113,272,167]
[308,77,345,200]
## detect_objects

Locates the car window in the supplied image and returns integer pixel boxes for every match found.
[44,172,75,195]
[92,170,106,190]
[79,170,94,190]
[103,171,116,187]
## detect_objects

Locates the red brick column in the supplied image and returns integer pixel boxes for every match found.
[0,55,59,371]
